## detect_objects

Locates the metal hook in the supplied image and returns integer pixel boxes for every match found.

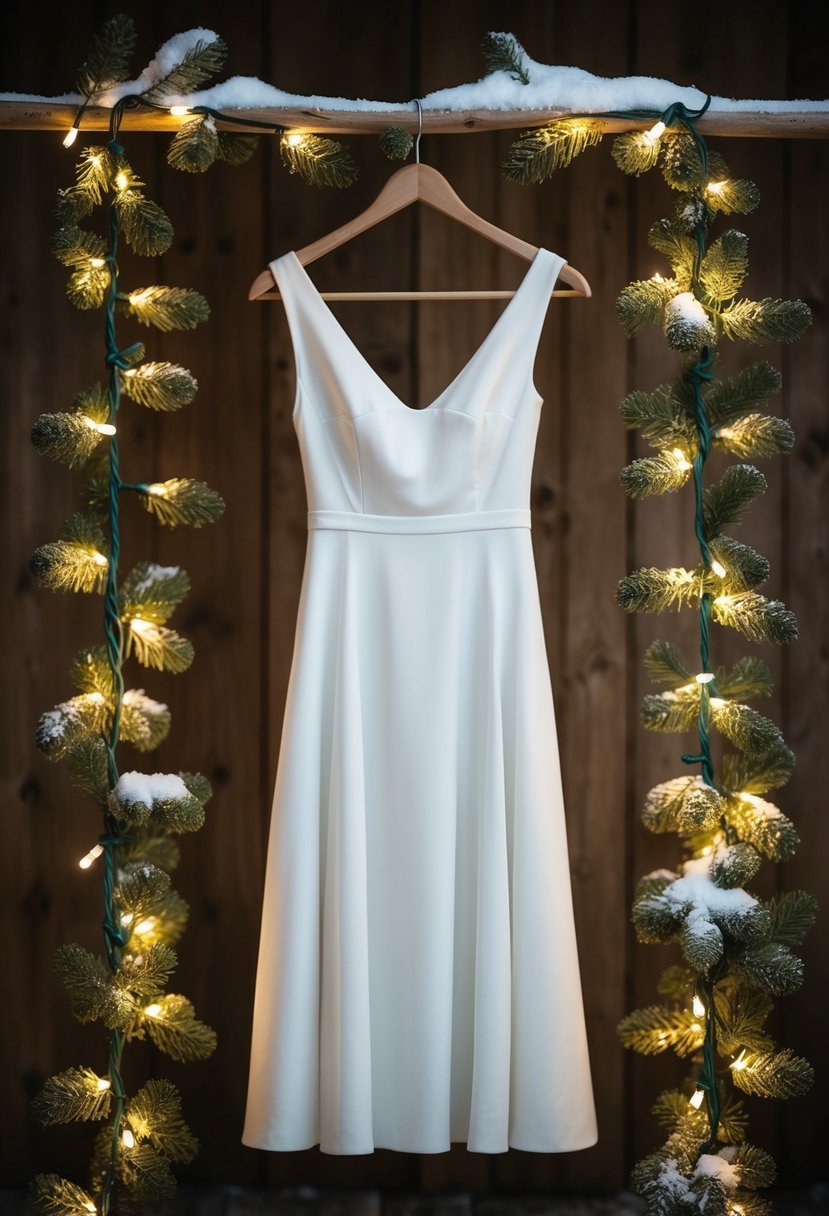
[414,98,423,164]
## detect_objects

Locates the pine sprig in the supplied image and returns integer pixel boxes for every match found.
[481,31,530,84]
[141,37,229,104]
[502,120,605,184]
[279,132,359,188]
[75,13,137,99]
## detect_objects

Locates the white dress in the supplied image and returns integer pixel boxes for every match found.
[241,246,598,1155]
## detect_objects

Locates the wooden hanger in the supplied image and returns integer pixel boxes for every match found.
[248,102,591,303]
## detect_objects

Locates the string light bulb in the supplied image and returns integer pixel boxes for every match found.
[83,1204,96,1214]
[706,180,727,194]
[145,483,167,496]
[79,843,104,869]
[144,1003,162,1017]
[644,120,666,144]
[96,1077,111,1091]
[730,1049,749,1071]
[81,414,116,435]
[130,616,153,635]
[670,446,692,471]
[63,126,79,148]
[710,559,727,577]
[693,993,705,1017]
[689,1087,705,1108]
[121,1126,135,1148]
[170,105,191,116]
[284,132,306,146]
[695,672,715,684]
[92,552,109,567]
[115,171,129,191]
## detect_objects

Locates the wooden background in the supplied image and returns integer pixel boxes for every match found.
[1,0,826,1196]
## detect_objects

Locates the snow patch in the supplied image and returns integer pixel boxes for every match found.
[114,771,190,804]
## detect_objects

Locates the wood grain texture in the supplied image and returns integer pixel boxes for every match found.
[1,0,826,1194]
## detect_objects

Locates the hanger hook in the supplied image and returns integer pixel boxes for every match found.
[414,98,422,164]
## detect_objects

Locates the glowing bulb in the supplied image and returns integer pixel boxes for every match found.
[145,482,167,496]
[170,105,191,116]
[690,1022,702,1033]
[79,843,104,869]
[63,126,79,148]
[93,552,109,567]
[714,593,733,607]
[83,1205,96,1214]
[96,1078,111,1091]
[115,171,129,190]
[123,368,137,377]
[144,1003,162,1017]
[739,792,760,806]
[81,414,116,435]
[284,132,306,146]
[693,993,705,1017]
[701,844,713,856]
[130,617,153,635]
[730,1050,749,1071]
[670,446,692,471]
[121,1127,135,1148]
[710,559,726,578]
[135,918,155,934]
[695,672,715,684]
[689,1087,705,1109]
[644,120,666,143]
[706,180,726,194]
[121,912,134,925]
[86,691,106,704]
[709,696,725,708]
[90,257,106,268]
[652,272,664,282]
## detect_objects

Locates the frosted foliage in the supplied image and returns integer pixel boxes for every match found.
[115,771,190,804]
[3,28,828,113]
[694,1153,740,1189]
[132,563,183,593]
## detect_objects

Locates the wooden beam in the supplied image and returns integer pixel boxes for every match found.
[1,99,828,137]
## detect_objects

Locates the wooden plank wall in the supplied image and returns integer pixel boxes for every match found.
[1,0,826,1195]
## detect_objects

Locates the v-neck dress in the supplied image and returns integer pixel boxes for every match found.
[241,246,598,1156]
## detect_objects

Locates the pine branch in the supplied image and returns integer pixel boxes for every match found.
[29,1173,99,1216]
[643,639,693,687]
[139,478,225,528]
[501,120,605,184]
[167,116,219,173]
[730,1048,814,1098]
[118,689,172,752]
[724,792,799,862]
[141,994,217,1062]
[280,133,359,188]
[703,464,767,538]
[617,1005,705,1056]
[141,37,229,104]
[119,561,190,623]
[712,590,798,645]
[642,776,723,835]
[616,275,679,337]
[764,890,819,948]
[699,230,749,303]
[720,297,812,344]
[216,131,259,166]
[120,362,197,412]
[75,12,137,99]
[126,1078,199,1164]
[31,1067,113,1126]
[705,361,782,428]
[611,130,661,176]
[720,741,796,796]
[121,286,210,332]
[116,192,174,256]
[481,31,530,83]
[620,449,694,498]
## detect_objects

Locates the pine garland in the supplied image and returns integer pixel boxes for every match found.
[26,15,253,1216]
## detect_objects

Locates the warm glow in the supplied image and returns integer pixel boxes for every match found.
[96,1078,111,1091]
[86,691,106,704]
[145,482,167,496]
[652,272,664,282]
[121,912,134,925]
[130,617,154,635]
[135,918,155,934]
[670,446,692,471]
[644,120,666,143]
[121,1127,135,1148]
[79,843,104,869]
[92,552,109,567]
[695,672,715,685]
[710,559,727,578]
[81,414,116,435]
[689,1087,705,1108]
[693,993,705,1017]
[144,1003,162,1017]
[706,180,727,194]
[170,105,191,116]
[63,126,79,148]
[83,1205,96,1214]
[285,132,306,146]
[709,697,725,708]
[731,1050,749,1071]
[714,594,733,607]
[115,171,129,190]
[90,257,106,268]
[739,792,761,806]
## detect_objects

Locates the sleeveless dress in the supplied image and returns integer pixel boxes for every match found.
[241,246,598,1156]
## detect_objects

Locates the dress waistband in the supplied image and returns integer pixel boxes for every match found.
[307,508,532,534]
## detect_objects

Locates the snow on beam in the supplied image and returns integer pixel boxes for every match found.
[1,100,828,138]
